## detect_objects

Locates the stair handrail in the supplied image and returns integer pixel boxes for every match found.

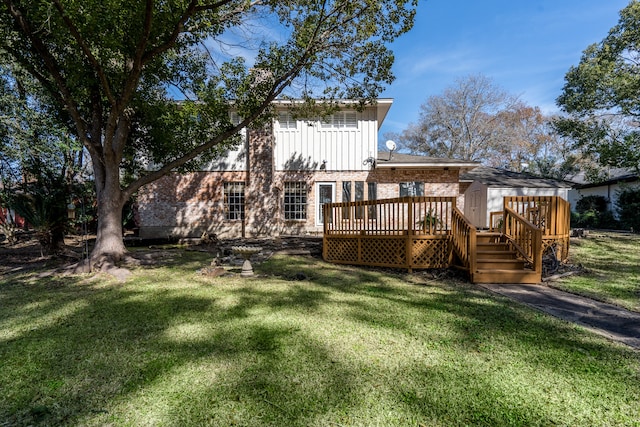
[503,206,542,275]
[451,206,477,274]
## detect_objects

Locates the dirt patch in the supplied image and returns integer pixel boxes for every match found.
[0,233,324,277]
[0,233,88,276]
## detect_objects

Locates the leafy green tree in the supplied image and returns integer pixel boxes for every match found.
[0,63,86,252]
[0,64,83,185]
[572,195,618,229]
[0,1,416,269]
[556,0,640,175]
[616,187,640,232]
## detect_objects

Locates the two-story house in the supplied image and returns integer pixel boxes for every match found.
[137,99,479,239]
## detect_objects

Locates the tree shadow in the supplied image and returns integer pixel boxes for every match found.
[1,251,638,425]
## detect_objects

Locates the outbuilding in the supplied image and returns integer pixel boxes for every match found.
[460,166,573,229]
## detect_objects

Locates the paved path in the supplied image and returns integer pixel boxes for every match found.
[479,283,640,349]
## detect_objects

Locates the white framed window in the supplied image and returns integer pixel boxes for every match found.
[321,111,357,129]
[230,111,242,126]
[284,181,307,220]
[277,112,297,129]
[224,182,245,220]
[316,182,335,226]
[400,182,425,197]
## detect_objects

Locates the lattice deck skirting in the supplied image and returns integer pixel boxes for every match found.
[324,234,452,270]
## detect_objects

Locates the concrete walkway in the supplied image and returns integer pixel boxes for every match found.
[479,283,640,349]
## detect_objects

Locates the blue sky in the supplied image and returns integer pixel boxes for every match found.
[378,0,631,139]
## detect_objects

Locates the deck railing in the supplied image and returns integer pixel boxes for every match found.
[323,197,455,270]
[323,195,567,279]
[451,206,477,273]
[503,206,543,274]
[323,196,454,236]
[504,196,570,260]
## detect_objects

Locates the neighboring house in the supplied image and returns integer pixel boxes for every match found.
[137,99,478,239]
[568,169,639,218]
[460,166,572,229]
[1,206,23,227]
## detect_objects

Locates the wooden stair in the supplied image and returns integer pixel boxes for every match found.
[471,232,541,284]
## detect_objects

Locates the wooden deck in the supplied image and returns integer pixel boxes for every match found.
[322,196,570,284]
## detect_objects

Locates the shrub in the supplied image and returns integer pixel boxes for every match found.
[616,187,640,232]
[575,195,608,214]
[572,195,619,229]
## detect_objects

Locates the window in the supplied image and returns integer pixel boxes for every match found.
[277,112,297,129]
[230,111,242,126]
[224,182,245,220]
[321,111,357,128]
[316,182,335,225]
[355,181,365,219]
[368,182,377,219]
[342,181,351,219]
[399,182,424,197]
[342,181,364,219]
[284,182,307,220]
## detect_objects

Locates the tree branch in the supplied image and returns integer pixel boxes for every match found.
[1,0,90,147]
[50,0,117,106]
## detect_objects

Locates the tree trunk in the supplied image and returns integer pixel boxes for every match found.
[89,161,128,269]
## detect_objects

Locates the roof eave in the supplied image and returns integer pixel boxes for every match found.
[375,162,478,170]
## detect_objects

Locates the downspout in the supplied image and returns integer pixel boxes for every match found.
[243,129,249,239]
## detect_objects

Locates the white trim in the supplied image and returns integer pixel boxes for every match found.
[316,182,335,226]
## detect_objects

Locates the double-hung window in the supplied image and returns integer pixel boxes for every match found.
[284,182,307,220]
[224,182,245,220]
[399,182,425,197]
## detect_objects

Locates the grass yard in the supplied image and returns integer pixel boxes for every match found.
[553,232,640,312]
[1,249,639,426]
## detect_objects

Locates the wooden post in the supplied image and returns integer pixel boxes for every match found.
[533,227,543,276]
[469,227,477,282]
[549,197,557,236]
[406,197,413,271]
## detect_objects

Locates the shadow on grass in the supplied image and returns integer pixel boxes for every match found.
[0,251,638,426]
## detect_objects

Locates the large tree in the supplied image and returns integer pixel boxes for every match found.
[0,0,416,269]
[556,0,640,175]
[387,74,572,172]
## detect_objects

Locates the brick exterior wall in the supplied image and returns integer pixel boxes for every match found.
[138,130,467,238]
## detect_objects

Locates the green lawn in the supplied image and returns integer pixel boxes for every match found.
[1,250,639,426]
[553,232,640,312]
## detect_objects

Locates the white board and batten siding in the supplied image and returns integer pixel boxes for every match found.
[202,113,248,171]
[202,139,247,172]
[274,107,378,172]
[199,104,383,172]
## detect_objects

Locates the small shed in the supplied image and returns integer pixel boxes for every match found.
[460,166,573,229]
